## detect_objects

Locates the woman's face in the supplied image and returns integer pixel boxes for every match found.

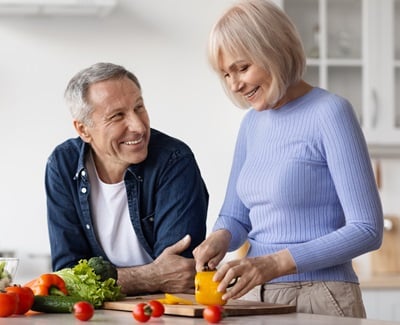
[220,51,273,111]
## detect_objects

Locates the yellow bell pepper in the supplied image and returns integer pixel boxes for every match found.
[194,270,226,306]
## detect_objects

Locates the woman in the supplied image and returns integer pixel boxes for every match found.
[193,0,383,317]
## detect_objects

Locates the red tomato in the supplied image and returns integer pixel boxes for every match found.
[148,300,165,317]
[0,291,18,317]
[5,285,34,314]
[203,305,225,323]
[132,303,151,323]
[73,301,94,321]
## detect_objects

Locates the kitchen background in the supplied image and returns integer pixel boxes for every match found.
[0,0,399,321]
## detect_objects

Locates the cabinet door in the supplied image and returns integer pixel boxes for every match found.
[283,0,364,124]
[394,0,400,131]
[281,0,400,147]
[370,0,400,145]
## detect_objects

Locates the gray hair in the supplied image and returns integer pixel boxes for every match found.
[208,0,306,108]
[64,62,141,125]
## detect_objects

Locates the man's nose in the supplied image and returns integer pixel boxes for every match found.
[126,112,145,131]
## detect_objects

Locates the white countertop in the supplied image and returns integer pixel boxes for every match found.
[1,310,400,325]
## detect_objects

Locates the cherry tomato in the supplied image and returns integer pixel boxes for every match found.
[0,291,18,317]
[132,303,152,323]
[73,301,94,321]
[148,300,165,317]
[203,305,225,324]
[5,285,34,315]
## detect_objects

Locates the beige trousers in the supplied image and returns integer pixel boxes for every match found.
[242,281,366,318]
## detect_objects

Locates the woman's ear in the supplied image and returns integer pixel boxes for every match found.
[73,120,91,143]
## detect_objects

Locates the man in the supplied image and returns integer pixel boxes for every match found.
[46,62,208,294]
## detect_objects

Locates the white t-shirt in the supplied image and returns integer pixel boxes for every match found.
[86,152,153,267]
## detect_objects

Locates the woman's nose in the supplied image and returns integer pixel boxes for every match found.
[229,76,243,93]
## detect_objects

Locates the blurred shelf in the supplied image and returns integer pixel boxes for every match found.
[0,0,117,17]
[368,144,400,159]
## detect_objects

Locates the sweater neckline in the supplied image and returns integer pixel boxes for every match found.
[263,87,322,116]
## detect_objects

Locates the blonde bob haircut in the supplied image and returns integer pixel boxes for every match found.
[208,0,306,109]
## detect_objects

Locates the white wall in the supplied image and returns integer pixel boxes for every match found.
[0,0,246,282]
[1,0,400,284]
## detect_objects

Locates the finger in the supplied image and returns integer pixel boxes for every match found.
[195,261,205,273]
[220,275,248,300]
[227,280,254,300]
[193,247,207,272]
[193,244,218,272]
[164,234,191,255]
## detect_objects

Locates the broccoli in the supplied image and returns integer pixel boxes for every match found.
[87,256,118,281]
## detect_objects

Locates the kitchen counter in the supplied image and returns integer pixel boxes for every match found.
[1,310,400,325]
[360,275,400,289]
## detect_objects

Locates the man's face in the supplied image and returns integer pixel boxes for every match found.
[75,76,150,181]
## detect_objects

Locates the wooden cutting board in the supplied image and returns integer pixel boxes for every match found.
[103,294,296,317]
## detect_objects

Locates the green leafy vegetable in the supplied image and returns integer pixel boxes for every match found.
[87,256,118,281]
[55,259,123,308]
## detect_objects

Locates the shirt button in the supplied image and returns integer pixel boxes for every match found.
[81,187,87,194]
[86,224,90,230]
[81,170,86,177]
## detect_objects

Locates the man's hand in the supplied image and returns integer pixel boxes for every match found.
[117,235,196,295]
[153,234,196,293]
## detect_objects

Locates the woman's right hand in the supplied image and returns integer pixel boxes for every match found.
[193,229,231,272]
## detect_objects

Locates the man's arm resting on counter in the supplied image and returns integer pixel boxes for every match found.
[117,235,196,295]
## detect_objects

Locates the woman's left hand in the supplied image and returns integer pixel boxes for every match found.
[214,249,297,301]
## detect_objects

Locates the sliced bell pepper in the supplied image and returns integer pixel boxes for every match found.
[157,293,194,305]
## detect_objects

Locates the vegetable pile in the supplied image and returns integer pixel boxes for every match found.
[24,256,124,314]
[53,257,123,308]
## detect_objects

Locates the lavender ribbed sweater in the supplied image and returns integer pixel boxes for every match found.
[214,87,383,283]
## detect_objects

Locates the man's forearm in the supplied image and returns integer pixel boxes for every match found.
[117,263,160,295]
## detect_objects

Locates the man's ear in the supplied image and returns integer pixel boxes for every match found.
[73,120,91,143]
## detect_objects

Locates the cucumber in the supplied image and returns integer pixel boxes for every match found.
[31,295,83,313]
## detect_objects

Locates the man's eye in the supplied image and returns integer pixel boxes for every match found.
[134,105,145,112]
[111,112,123,120]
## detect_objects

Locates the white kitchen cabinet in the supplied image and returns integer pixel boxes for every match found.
[362,289,400,322]
[275,0,400,147]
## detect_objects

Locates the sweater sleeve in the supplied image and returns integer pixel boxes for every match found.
[288,96,383,273]
[213,112,252,251]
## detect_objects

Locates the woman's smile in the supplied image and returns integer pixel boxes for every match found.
[245,86,260,100]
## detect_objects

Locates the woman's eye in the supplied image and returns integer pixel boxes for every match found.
[239,65,249,72]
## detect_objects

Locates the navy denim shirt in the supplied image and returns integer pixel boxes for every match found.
[46,128,209,271]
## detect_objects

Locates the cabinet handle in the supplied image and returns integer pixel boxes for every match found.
[371,89,379,128]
